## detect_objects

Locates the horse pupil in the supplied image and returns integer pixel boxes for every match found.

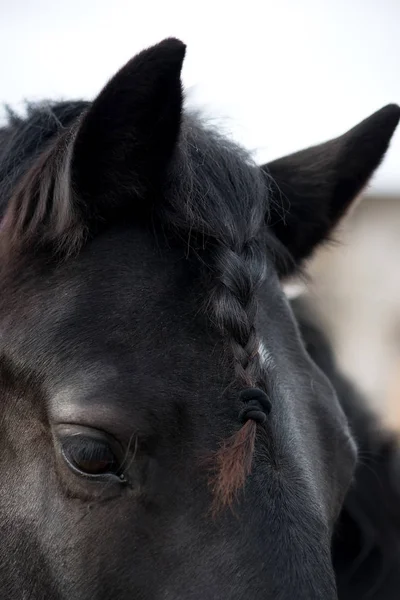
[77,458,114,474]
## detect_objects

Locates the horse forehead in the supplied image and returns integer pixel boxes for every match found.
[71,229,194,305]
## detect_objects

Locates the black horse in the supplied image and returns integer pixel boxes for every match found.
[0,38,398,599]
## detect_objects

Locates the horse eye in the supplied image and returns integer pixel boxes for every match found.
[60,432,123,481]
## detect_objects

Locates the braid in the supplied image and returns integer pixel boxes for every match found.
[210,240,265,387]
[161,116,273,513]
[208,236,268,513]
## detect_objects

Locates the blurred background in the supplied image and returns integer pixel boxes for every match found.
[1,0,399,428]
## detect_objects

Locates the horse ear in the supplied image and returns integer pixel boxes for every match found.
[262,105,400,273]
[71,38,185,217]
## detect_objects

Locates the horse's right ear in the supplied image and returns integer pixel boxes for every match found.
[262,105,400,275]
[71,38,185,218]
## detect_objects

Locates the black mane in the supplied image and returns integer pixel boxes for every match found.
[0,101,88,218]
[0,100,291,268]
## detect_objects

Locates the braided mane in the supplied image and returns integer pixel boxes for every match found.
[163,119,289,511]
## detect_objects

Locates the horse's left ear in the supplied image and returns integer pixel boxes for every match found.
[262,105,400,273]
[71,38,185,218]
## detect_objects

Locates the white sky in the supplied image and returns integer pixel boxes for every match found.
[1,0,399,193]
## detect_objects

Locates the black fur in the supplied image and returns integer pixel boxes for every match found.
[292,297,400,599]
[0,38,399,599]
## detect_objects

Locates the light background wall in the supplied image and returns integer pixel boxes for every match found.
[304,195,400,432]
